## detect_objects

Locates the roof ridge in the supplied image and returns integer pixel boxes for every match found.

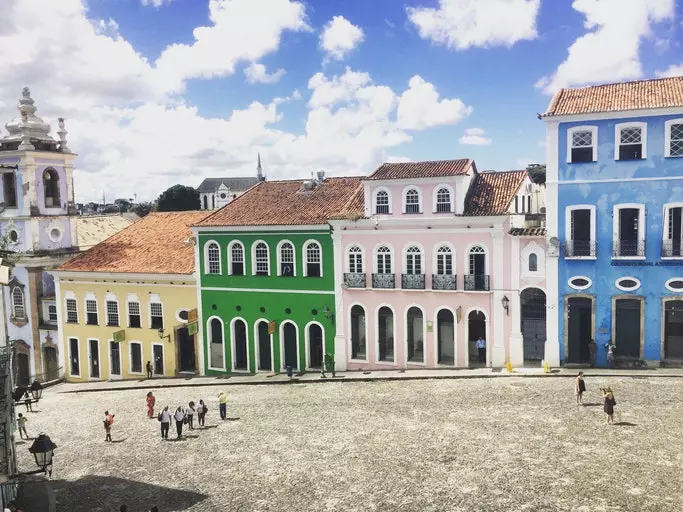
[567,75,683,91]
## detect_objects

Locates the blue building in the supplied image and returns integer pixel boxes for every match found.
[543,76,683,368]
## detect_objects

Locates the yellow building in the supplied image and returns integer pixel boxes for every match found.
[52,211,207,382]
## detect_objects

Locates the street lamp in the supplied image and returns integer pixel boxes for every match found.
[29,380,43,400]
[157,328,171,342]
[28,433,57,478]
[501,295,510,315]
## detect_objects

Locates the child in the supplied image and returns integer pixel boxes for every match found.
[103,410,115,442]
[575,372,586,405]
[17,413,28,439]
[602,387,616,425]
[197,399,207,427]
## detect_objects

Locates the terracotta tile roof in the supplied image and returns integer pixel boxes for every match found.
[196,177,364,226]
[543,76,683,117]
[76,214,137,250]
[57,211,208,274]
[464,170,527,216]
[509,227,546,236]
[365,159,475,180]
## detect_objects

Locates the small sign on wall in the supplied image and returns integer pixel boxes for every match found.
[426,321,433,333]
[268,321,277,335]
[113,330,125,343]
[188,322,198,336]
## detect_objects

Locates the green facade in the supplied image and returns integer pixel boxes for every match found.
[197,228,336,375]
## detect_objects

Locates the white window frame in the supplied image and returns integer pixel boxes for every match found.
[126,294,141,328]
[11,287,25,319]
[67,337,81,378]
[566,125,598,163]
[433,243,455,275]
[374,244,394,274]
[665,118,683,158]
[373,187,392,215]
[564,205,597,260]
[227,240,245,276]
[662,202,683,259]
[433,184,454,213]
[568,276,592,291]
[277,239,296,277]
[149,294,163,329]
[251,240,270,276]
[464,243,489,276]
[84,292,99,325]
[615,277,641,292]
[346,245,364,274]
[303,240,323,277]
[612,203,646,260]
[105,293,120,326]
[615,121,647,161]
[231,317,250,372]
[403,186,422,214]
[204,240,221,275]
[64,293,78,324]
[128,341,144,375]
[665,277,683,293]
[403,244,424,275]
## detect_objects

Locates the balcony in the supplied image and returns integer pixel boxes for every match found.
[662,240,683,258]
[343,273,366,288]
[372,273,395,289]
[564,240,596,258]
[432,274,457,291]
[401,274,425,290]
[464,274,489,291]
[612,240,645,258]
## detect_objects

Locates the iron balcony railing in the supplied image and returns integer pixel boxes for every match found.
[564,240,597,257]
[464,274,489,291]
[343,273,366,288]
[372,273,395,289]
[401,274,425,290]
[662,240,683,257]
[612,240,645,257]
[432,274,457,290]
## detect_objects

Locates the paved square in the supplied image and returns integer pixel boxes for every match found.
[17,377,683,511]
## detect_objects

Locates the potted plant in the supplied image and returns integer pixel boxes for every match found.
[324,353,335,377]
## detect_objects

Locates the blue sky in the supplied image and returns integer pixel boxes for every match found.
[0,0,681,201]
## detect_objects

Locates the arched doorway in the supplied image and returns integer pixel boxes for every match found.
[43,346,59,381]
[436,309,455,365]
[15,353,29,387]
[232,319,248,370]
[282,322,298,370]
[208,318,225,369]
[177,326,196,373]
[256,321,272,371]
[468,311,487,365]
[406,307,424,363]
[521,288,547,361]
[308,323,323,369]
[664,301,683,361]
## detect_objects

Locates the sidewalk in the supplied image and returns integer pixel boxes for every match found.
[55,366,683,394]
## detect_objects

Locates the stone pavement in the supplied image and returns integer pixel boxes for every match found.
[56,366,683,394]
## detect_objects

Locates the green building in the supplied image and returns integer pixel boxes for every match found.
[193,175,362,374]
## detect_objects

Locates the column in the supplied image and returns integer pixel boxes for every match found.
[544,121,561,366]
[491,228,506,367]
[331,227,347,371]
[191,231,206,375]
[509,236,524,366]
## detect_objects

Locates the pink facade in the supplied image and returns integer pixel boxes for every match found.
[332,162,546,370]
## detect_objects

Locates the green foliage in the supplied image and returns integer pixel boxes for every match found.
[156,185,201,212]
[324,353,335,373]
[130,201,155,217]
[114,198,132,212]
[525,164,546,185]
[0,232,22,268]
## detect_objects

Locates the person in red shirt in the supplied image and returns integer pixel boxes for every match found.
[103,410,115,442]
[146,392,156,418]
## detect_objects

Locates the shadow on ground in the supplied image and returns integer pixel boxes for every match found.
[52,475,207,512]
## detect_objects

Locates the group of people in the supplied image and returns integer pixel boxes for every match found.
[146,390,229,440]
[574,372,618,424]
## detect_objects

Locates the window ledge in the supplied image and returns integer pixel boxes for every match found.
[564,257,597,261]
[611,256,646,261]
[374,360,397,366]
[665,155,683,159]
[407,360,427,366]
[661,257,683,261]
[349,358,368,363]
[567,160,597,165]
[614,158,645,162]
[432,211,453,214]
[402,212,423,215]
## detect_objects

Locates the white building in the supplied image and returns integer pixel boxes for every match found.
[197,154,264,210]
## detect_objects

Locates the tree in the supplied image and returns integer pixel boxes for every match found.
[526,164,546,185]
[130,201,155,217]
[114,198,132,212]
[156,185,200,212]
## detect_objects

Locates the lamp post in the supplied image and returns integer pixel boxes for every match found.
[27,432,57,478]
[501,296,510,316]
[157,328,171,343]
[29,380,42,400]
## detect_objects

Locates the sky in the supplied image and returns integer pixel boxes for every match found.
[0,0,681,203]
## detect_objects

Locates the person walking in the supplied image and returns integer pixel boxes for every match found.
[174,406,186,438]
[17,413,28,439]
[476,336,486,364]
[218,391,227,420]
[146,360,153,379]
[187,401,196,430]
[197,399,207,427]
[158,406,171,440]
[575,372,586,405]
[146,392,156,419]
[602,387,617,425]
[103,410,115,442]
[606,343,616,369]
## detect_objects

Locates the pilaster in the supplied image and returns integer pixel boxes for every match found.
[53,275,66,378]
[545,120,561,367]
[191,231,205,375]
[26,268,43,378]
[331,226,347,371]
[491,228,505,367]
[509,235,524,366]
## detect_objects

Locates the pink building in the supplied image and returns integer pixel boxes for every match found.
[331,160,546,370]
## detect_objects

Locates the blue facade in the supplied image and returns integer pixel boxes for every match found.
[557,113,683,367]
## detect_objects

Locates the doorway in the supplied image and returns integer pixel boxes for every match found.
[282,322,298,370]
[567,297,592,363]
[15,353,29,387]
[89,339,100,379]
[468,311,487,365]
[664,301,683,360]
[618,208,639,256]
[233,319,248,370]
[177,327,196,373]
[257,321,272,371]
[153,345,164,375]
[521,288,546,361]
[437,309,455,365]
[308,324,323,369]
[43,346,59,381]
[109,342,121,377]
[614,298,642,359]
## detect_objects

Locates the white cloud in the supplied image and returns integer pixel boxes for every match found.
[319,16,364,61]
[140,0,174,7]
[459,127,492,145]
[244,63,286,84]
[536,0,675,94]
[656,64,683,78]
[407,0,540,50]
[397,75,472,131]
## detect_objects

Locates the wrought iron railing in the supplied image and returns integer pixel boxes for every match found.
[0,480,18,509]
[662,240,683,257]
[401,274,425,290]
[464,274,489,291]
[564,240,597,257]
[612,240,645,257]
[343,273,366,288]
[432,274,456,290]
[372,273,395,289]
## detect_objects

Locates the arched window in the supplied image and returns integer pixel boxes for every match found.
[466,245,488,291]
[43,168,60,207]
[376,245,392,274]
[528,253,538,272]
[350,305,366,360]
[406,306,424,363]
[209,318,224,369]
[279,241,295,276]
[305,241,322,277]
[348,245,363,273]
[405,246,423,275]
[11,287,25,318]
[375,190,390,214]
[229,242,244,276]
[435,187,451,213]
[253,242,270,276]
[206,242,221,275]
[405,188,420,213]
[377,306,394,362]
[436,245,453,275]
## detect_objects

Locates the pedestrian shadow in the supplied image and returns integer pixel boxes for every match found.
[168,437,188,442]
[613,421,637,427]
[184,434,199,439]
[111,439,127,444]
[200,425,218,430]
[582,403,602,407]
[225,417,240,422]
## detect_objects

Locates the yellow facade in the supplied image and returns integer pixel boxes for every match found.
[53,273,199,383]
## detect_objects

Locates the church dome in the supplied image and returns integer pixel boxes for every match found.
[2,87,54,143]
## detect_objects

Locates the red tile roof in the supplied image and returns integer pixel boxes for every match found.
[57,211,208,274]
[543,76,683,117]
[365,159,475,180]
[196,177,364,226]
[464,170,527,216]
[509,227,546,237]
